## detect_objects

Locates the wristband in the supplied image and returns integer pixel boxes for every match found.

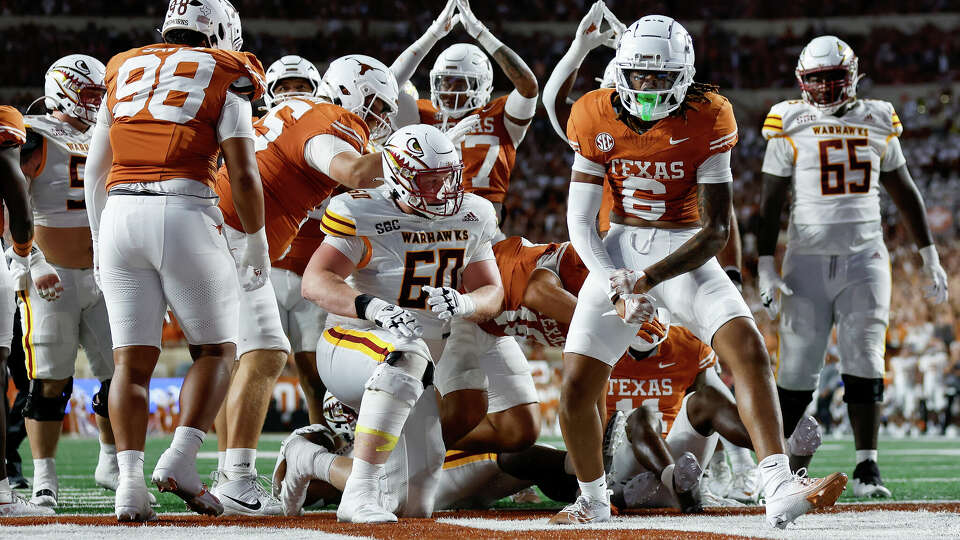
[477,29,504,53]
[919,244,940,267]
[355,293,377,320]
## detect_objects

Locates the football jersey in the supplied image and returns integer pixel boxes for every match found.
[272,209,326,276]
[606,325,716,435]
[321,189,498,340]
[0,106,26,146]
[761,99,905,254]
[103,43,265,190]
[567,89,738,225]
[418,96,520,204]
[479,237,589,348]
[216,98,368,261]
[22,115,91,227]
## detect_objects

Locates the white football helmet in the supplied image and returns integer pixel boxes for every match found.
[628,307,671,355]
[401,80,420,101]
[264,55,322,108]
[321,392,356,455]
[614,16,696,122]
[597,58,617,89]
[43,54,106,126]
[161,0,238,51]
[796,36,859,114]
[321,54,399,142]
[429,43,493,119]
[381,124,464,218]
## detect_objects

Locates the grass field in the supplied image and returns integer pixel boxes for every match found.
[12,434,960,515]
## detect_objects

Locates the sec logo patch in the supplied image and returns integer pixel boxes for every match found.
[595,132,615,152]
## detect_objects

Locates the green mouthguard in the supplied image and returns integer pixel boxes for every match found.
[634,93,662,121]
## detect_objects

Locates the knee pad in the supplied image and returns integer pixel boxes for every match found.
[365,361,424,408]
[778,386,814,437]
[92,378,111,418]
[23,378,73,421]
[842,374,884,404]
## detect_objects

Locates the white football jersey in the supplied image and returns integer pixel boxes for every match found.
[761,99,906,254]
[23,115,92,227]
[320,189,498,340]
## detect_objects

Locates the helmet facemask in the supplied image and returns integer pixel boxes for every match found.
[358,93,397,143]
[615,63,693,122]
[384,149,464,218]
[797,64,857,114]
[430,71,488,119]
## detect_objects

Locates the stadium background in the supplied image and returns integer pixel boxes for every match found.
[1,1,959,446]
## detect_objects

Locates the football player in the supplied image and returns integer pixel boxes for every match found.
[210,54,398,516]
[0,105,58,517]
[18,54,136,509]
[301,123,503,523]
[556,16,847,527]
[757,36,948,497]
[84,0,268,521]
[391,0,538,216]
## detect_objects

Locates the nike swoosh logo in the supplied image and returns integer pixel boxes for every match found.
[222,494,261,511]
[658,362,676,368]
[669,137,689,145]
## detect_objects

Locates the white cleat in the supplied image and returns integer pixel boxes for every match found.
[29,488,57,508]
[96,458,157,504]
[701,488,746,507]
[0,492,55,517]
[115,479,157,522]
[152,448,222,516]
[764,470,847,529]
[336,486,398,523]
[787,416,823,458]
[273,429,325,516]
[851,460,892,498]
[706,453,733,498]
[548,494,612,524]
[213,473,284,516]
[728,466,760,504]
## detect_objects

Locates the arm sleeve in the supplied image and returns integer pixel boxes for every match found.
[542,45,589,141]
[881,136,907,172]
[305,134,362,176]
[696,150,733,184]
[567,181,616,279]
[84,104,114,239]
[217,91,255,143]
[390,33,442,86]
[761,137,797,177]
[503,89,537,146]
[572,152,606,177]
[321,235,367,265]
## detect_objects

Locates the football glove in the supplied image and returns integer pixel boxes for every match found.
[362,297,423,339]
[630,316,669,353]
[236,227,270,292]
[609,268,640,298]
[571,1,618,56]
[920,245,949,305]
[444,114,481,148]
[6,245,63,301]
[757,255,793,319]
[427,0,461,40]
[620,293,657,325]
[423,285,476,320]
[456,0,487,38]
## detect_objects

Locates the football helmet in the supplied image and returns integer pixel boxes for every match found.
[320,54,399,142]
[264,55,322,108]
[614,16,695,122]
[796,36,859,114]
[322,392,356,454]
[381,124,464,218]
[628,307,671,354]
[429,43,493,119]
[598,58,617,89]
[43,54,106,126]
[161,0,238,51]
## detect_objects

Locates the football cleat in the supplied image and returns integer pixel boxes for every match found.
[548,493,612,524]
[701,487,746,507]
[510,486,542,504]
[764,470,847,529]
[0,491,55,517]
[622,471,660,508]
[96,456,156,504]
[29,488,57,508]
[706,452,733,498]
[787,416,823,458]
[851,460,892,498]
[672,452,703,514]
[273,429,325,516]
[336,477,398,524]
[213,474,284,516]
[727,466,760,504]
[152,447,223,516]
[115,479,156,522]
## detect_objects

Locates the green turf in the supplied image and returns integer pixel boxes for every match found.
[13,435,960,514]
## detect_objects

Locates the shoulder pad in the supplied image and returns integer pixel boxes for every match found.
[320,192,361,237]
[762,100,816,140]
[0,106,26,147]
[859,99,902,136]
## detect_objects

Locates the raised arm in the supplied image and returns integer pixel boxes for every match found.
[457,0,538,102]
[389,0,459,86]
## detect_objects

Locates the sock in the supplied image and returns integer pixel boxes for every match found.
[710,447,726,467]
[117,450,145,481]
[727,445,756,473]
[0,478,10,502]
[33,458,56,489]
[577,475,607,502]
[758,454,792,498]
[217,451,226,474]
[855,449,878,464]
[171,426,205,459]
[224,448,257,479]
[344,457,382,494]
[98,442,117,468]
[660,464,677,497]
[311,452,338,483]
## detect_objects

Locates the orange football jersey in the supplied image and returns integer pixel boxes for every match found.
[103,43,265,190]
[418,96,518,204]
[216,98,369,261]
[479,237,590,347]
[272,217,325,276]
[567,89,738,225]
[0,106,26,147]
[606,325,717,435]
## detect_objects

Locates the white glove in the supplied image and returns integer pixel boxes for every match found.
[757,255,793,319]
[427,0,461,39]
[6,245,63,301]
[363,297,423,339]
[609,268,640,297]
[423,285,476,320]
[601,3,627,46]
[445,114,480,148]
[620,293,657,325]
[456,0,487,38]
[919,245,949,305]
[571,1,618,56]
[237,227,270,292]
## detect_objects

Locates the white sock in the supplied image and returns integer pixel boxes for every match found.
[311,452,338,483]
[855,449,878,464]
[727,445,756,473]
[224,448,257,479]
[577,475,607,502]
[98,442,117,467]
[171,426,205,459]
[33,458,56,489]
[710,448,726,467]
[758,454,792,498]
[660,464,677,497]
[0,478,10,502]
[344,457,382,494]
[117,450,145,481]
[217,451,226,473]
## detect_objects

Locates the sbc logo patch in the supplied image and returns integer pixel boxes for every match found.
[595,132,615,152]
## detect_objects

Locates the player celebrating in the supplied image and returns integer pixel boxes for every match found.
[556,16,847,527]
[301,123,503,523]
[757,35,948,497]
[211,54,397,516]
[84,0,268,521]
[0,105,59,517]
